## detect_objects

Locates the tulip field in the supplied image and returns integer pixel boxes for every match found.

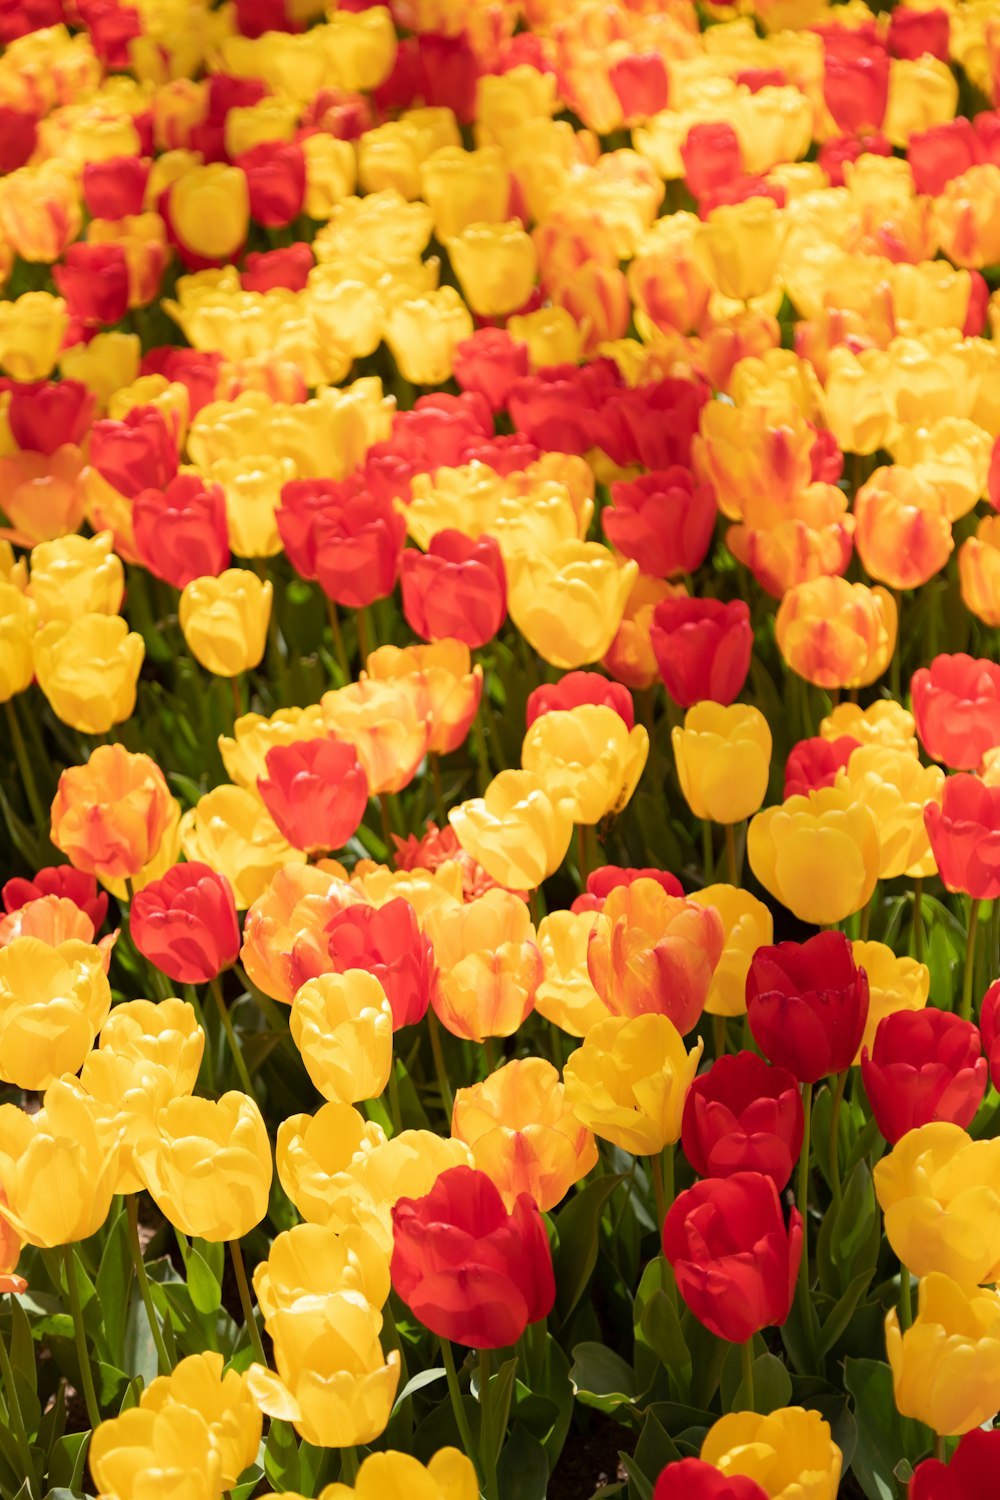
[4,3,1000,1500]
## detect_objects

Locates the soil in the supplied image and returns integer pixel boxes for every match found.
[548,1413,634,1498]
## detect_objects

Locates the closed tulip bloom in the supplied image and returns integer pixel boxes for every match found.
[853,940,929,1058]
[845,746,945,880]
[534,910,610,1037]
[694,198,787,302]
[0,584,37,702]
[89,1403,224,1500]
[78,1051,184,1195]
[575,866,684,913]
[401,530,507,648]
[673,703,772,825]
[428,889,541,1042]
[506,541,637,670]
[137,1351,262,1489]
[449,770,574,891]
[0,1079,120,1247]
[0,292,67,384]
[28,531,123,626]
[220,706,328,790]
[909,1429,1000,1500]
[383,286,474,386]
[447,220,537,319]
[0,896,111,966]
[322,679,432,796]
[130,862,241,985]
[653,1460,768,1500]
[521,704,648,826]
[862,1011,987,1145]
[100,998,205,1094]
[912,655,1000,770]
[925,774,1000,900]
[51,745,177,883]
[34,613,144,735]
[257,738,368,854]
[133,474,230,590]
[166,164,250,269]
[682,1051,804,1190]
[277,1103,387,1225]
[887,1274,1000,1435]
[688,885,774,1018]
[824,51,889,135]
[960,517,1000,628]
[603,468,716,580]
[854,466,953,590]
[135,1090,272,1242]
[876,1122,1000,1284]
[239,863,359,1004]
[776,577,897,690]
[290,970,393,1105]
[452,1058,596,1211]
[564,1013,703,1156]
[526,673,635,731]
[453,327,528,412]
[3,867,107,933]
[587,879,724,1035]
[650,597,753,709]
[980,982,1000,1091]
[277,478,405,608]
[700,1408,842,1500]
[390,1165,555,1349]
[0,937,112,1091]
[254,1220,389,1326]
[330,1130,475,1256]
[363,641,483,758]
[748,783,880,926]
[822,699,918,756]
[325,899,434,1031]
[320,1448,478,1500]
[663,1172,802,1342]
[746,932,869,1084]
[934,166,1000,271]
[180,786,304,910]
[179,568,272,677]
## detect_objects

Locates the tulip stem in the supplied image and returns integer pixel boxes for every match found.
[4,699,46,832]
[471,709,491,796]
[340,1446,359,1482]
[795,1081,819,1366]
[912,880,924,964]
[701,821,714,885]
[125,1195,174,1373]
[713,1014,727,1061]
[828,1071,848,1211]
[230,674,245,722]
[576,824,588,889]
[427,1008,454,1119]
[934,1434,946,1463]
[430,752,446,829]
[724,823,739,887]
[0,1296,38,1488]
[898,1264,913,1332]
[859,892,873,943]
[960,899,982,1021]
[651,1156,666,1229]
[661,1143,675,1223]
[357,606,372,664]
[478,1348,500,1500]
[228,1239,267,1368]
[439,1338,481,1479]
[62,1246,100,1431]
[325,597,350,682]
[209,977,256,1098]
[740,1339,754,1412]
[378,795,393,855]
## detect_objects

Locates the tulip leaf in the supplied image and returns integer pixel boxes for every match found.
[637,1291,691,1403]
[479,1356,519,1476]
[844,1357,930,1500]
[630,1406,684,1496]
[391,1367,448,1412]
[7,1293,36,1393]
[570,1343,638,1415]
[185,1248,222,1316]
[745,1353,792,1415]
[818,1272,876,1359]
[263,1419,300,1493]
[96,1210,131,1370]
[552,1174,626,1326]
[46,1431,89,1492]
[497,1424,549,1500]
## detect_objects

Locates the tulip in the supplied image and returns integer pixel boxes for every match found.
[824,51,890,135]
[8,380,95,456]
[0,446,86,550]
[420,145,511,240]
[324,899,435,1031]
[821,699,918,756]
[134,1091,272,1242]
[980,981,1000,1091]
[746,932,869,1084]
[451,1058,597,1211]
[653,1461,768,1500]
[672,704,772,825]
[383,287,474,387]
[3,867,107,932]
[924,774,1000,901]
[844,746,945,880]
[687,885,774,1019]
[322,678,432,796]
[50,745,177,883]
[34,614,145,736]
[134,1351,262,1489]
[520,704,648,827]
[0,896,110,965]
[886,1273,1000,1435]
[239,863,359,1004]
[100,997,205,1096]
[390,1165,555,1349]
[276,1103,386,1226]
[53,242,130,327]
[220,705,328,790]
[78,1048,189,1195]
[663,1171,802,1342]
[401,530,507,649]
[28,531,123,626]
[526,673,635,731]
[290,970,393,1105]
[682,123,744,201]
[257,738,369,855]
[83,156,151,220]
[603,574,686,691]
[130,863,241,985]
[363,641,483,758]
[650,597,753,709]
[853,940,930,1058]
[576,866,684,911]
[253,1220,389,1326]
[506,541,637,670]
[564,1013,703,1156]
[854,466,953,590]
[879,1121,1000,1287]
[318,1449,478,1500]
[694,198,787,302]
[0,585,37,702]
[862,1010,987,1145]
[448,220,537,319]
[909,1428,1000,1500]
[934,166,1000,271]
[277,477,406,609]
[784,736,859,799]
[0,162,81,263]
[0,937,112,1091]
[0,291,67,383]
[449,770,574,891]
[165,164,250,269]
[602,467,717,580]
[236,140,306,226]
[587,879,725,1035]
[534,910,610,1037]
[318,1127,475,1255]
[748,783,880,927]
[0,1079,120,1247]
[911,654,1000,770]
[453,328,529,412]
[776,577,897,690]
[89,404,178,500]
[180,786,304,910]
[700,1408,842,1500]
[88,1404,226,1500]
[551,262,631,354]
[427,889,541,1042]
[682,1051,804,1190]
[133,474,230,590]
[179,568,272,678]
[959,517,1000,628]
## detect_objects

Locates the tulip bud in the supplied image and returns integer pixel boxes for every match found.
[650,598,753,708]
[565,1012,703,1155]
[862,1010,986,1145]
[34,614,145,735]
[291,970,394,1105]
[887,1274,1000,1433]
[28,531,124,626]
[179,568,272,678]
[257,738,369,855]
[51,745,177,883]
[130,863,241,985]
[672,703,772,824]
[135,1091,272,1241]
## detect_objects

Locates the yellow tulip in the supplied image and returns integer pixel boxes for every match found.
[0,1078,120,1247]
[521,704,649,826]
[506,542,637,669]
[700,1407,841,1500]
[874,1123,1000,1284]
[0,937,112,1090]
[672,703,772,824]
[290,971,394,1105]
[447,220,538,319]
[535,910,610,1037]
[99,997,205,1092]
[383,287,474,387]
[320,1448,478,1500]
[688,884,774,1018]
[852,939,929,1058]
[179,568,272,677]
[140,1351,262,1489]
[448,770,575,891]
[844,746,945,879]
[0,583,37,701]
[33,613,144,735]
[564,1014,703,1155]
[253,1221,390,1324]
[169,164,250,263]
[28,530,123,625]
[886,1274,1000,1435]
[747,783,880,926]
[179,785,304,910]
[277,1103,387,1226]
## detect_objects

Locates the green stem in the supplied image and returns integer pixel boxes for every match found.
[795,1081,818,1367]
[230,674,245,723]
[576,824,588,890]
[4,698,46,831]
[209,976,255,1097]
[740,1338,754,1412]
[126,1195,174,1372]
[934,1433,946,1462]
[471,709,490,796]
[724,823,739,887]
[387,1060,402,1136]
[340,1446,359,1483]
[325,596,350,682]
[479,1348,499,1500]
[483,1035,497,1075]
[912,879,924,965]
[651,1155,666,1229]
[62,1246,100,1430]
[828,1070,848,1211]
[0,1297,37,1486]
[859,890,874,943]
[701,821,714,885]
[960,898,982,1022]
[890,590,902,702]
[713,1013,727,1061]
[378,795,393,856]
[430,752,446,829]
[439,1338,481,1480]
[661,1142,674,1220]
[228,1239,266,1367]
[357,606,372,664]
[899,1263,913,1332]
[427,1008,454,1119]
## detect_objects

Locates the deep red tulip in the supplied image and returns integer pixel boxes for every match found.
[599,377,710,471]
[823,50,890,135]
[7,380,95,456]
[79,0,141,68]
[82,155,150,219]
[140,347,223,418]
[526,672,635,731]
[240,243,314,293]
[130,862,241,984]
[459,433,540,475]
[401,530,507,649]
[818,131,893,187]
[133,474,230,590]
[453,328,529,412]
[277,477,406,607]
[413,31,479,125]
[924,774,1000,901]
[783,735,860,799]
[603,468,716,580]
[235,140,306,227]
[681,122,743,200]
[861,1009,987,1144]
[0,104,38,173]
[508,360,624,456]
[0,0,64,44]
[908,118,980,196]
[257,738,368,854]
[394,392,493,469]
[234,0,298,35]
[609,52,669,121]
[3,866,107,931]
[746,931,870,1083]
[888,4,949,60]
[978,980,1000,1090]
[390,1165,555,1348]
[323,899,434,1029]
[662,1170,802,1343]
[571,865,684,914]
[52,243,130,327]
[650,597,753,708]
[654,1460,769,1500]
[911,655,1000,770]
[910,1428,1000,1500]
[682,1051,804,1190]
[89,405,178,499]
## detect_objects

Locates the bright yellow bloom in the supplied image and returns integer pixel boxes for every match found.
[886,1274,1000,1435]
[506,542,637,670]
[179,786,304,909]
[179,568,272,677]
[844,747,945,879]
[748,784,880,926]
[0,1078,120,1247]
[701,1407,841,1500]
[521,705,649,826]
[673,704,772,824]
[253,1221,390,1324]
[29,530,123,625]
[449,770,574,891]
[320,1448,478,1500]
[0,938,112,1090]
[689,884,774,1019]
[564,1014,703,1155]
[875,1123,1000,1285]
[853,940,929,1058]
[33,613,144,734]
[290,971,394,1105]
[0,583,37,702]
[535,910,610,1037]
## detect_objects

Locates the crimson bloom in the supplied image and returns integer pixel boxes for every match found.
[140,348,222,418]
[823,50,890,135]
[257,738,368,854]
[681,122,743,201]
[746,932,869,1083]
[910,1428,1000,1500]
[978,980,1000,1090]
[132,474,230,590]
[911,654,1000,770]
[783,735,859,799]
[681,1051,804,1190]
[609,52,669,121]
[525,672,635,730]
[662,1170,802,1343]
[235,140,306,226]
[453,328,529,412]
[0,105,37,174]
[2,866,107,931]
[324,899,434,1029]
[908,118,979,197]
[130,862,241,984]
[599,377,709,471]
[401,531,507,649]
[888,4,949,60]
[89,405,178,499]
[650,597,753,708]
[277,477,405,608]
[924,774,1000,901]
[52,243,131,327]
[390,1165,555,1349]
[860,1009,987,1145]
[571,864,683,913]
[654,1461,768,1500]
[82,155,150,219]
[603,468,717,580]
[7,380,94,455]
[240,243,313,293]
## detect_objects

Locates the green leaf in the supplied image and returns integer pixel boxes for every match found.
[9,1294,36,1393]
[392,1368,447,1412]
[46,1431,89,1492]
[96,1210,131,1370]
[638,1292,690,1403]
[570,1343,638,1416]
[481,1357,518,1474]
[497,1425,548,1500]
[745,1354,792,1415]
[552,1175,625,1325]
[844,1358,930,1500]
[630,1407,682,1495]
[818,1273,876,1359]
[185,1248,222,1316]
[263,1419,300,1493]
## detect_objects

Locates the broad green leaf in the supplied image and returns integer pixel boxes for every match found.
[570,1343,638,1416]
[552,1175,625,1325]
[497,1425,548,1500]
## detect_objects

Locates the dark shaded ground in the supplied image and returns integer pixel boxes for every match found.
[548,1414,633,1498]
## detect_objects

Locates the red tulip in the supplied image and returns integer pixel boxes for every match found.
[89,405,178,499]
[572,864,684,913]
[257,738,368,854]
[978,980,1000,1090]
[908,118,980,196]
[888,4,949,60]
[276,476,405,607]
[823,50,890,135]
[394,392,493,469]
[130,862,241,984]
[80,0,141,67]
[234,140,306,227]
[53,243,130,327]
[603,468,717,580]
[82,155,150,219]
[681,122,743,200]
[453,328,529,412]
[746,931,869,1083]
[861,1009,987,1144]
[783,735,860,799]
[609,52,669,122]
[3,866,107,931]
[682,1051,804,1190]
[910,1429,1000,1500]
[650,597,753,708]
[7,380,94,456]
[924,774,1000,901]
[654,1461,769,1500]
[390,1165,555,1348]
[240,243,313,293]
[662,1170,802,1343]
[911,654,1000,770]
[323,899,434,1030]
[818,131,893,187]
[140,348,222,418]
[133,474,230,590]
[508,360,624,456]
[525,672,635,730]
[735,68,787,91]
[235,0,298,35]
[401,531,507,649]
[0,105,37,174]
[599,377,710,471]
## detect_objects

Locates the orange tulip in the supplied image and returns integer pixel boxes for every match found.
[854,466,953,590]
[50,746,178,884]
[426,889,542,1042]
[362,641,483,757]
[775,577,897,689]
[322,679,432,795]
[240,863,359,1004]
